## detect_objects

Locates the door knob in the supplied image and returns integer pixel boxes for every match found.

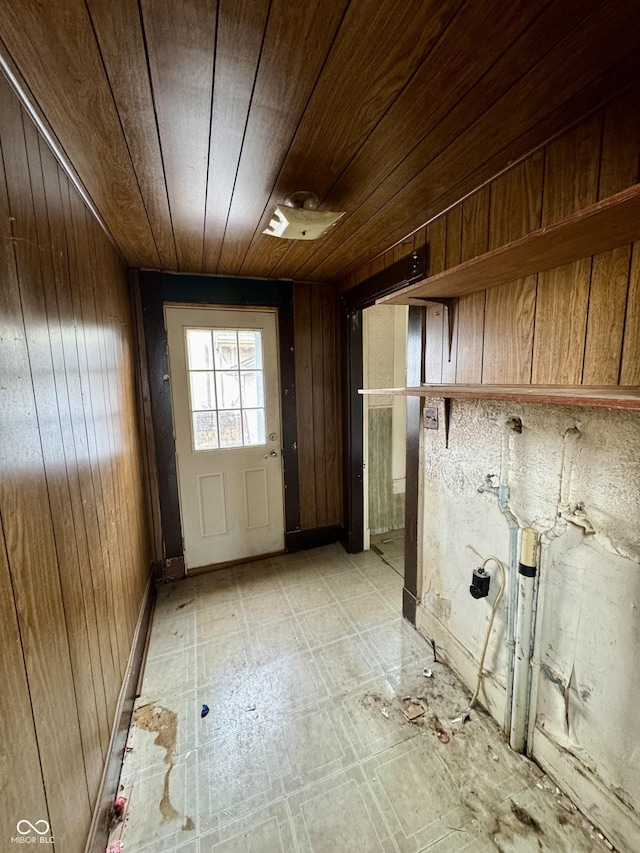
[264,449,279,458]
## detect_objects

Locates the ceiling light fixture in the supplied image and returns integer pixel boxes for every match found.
[263,191,345,240]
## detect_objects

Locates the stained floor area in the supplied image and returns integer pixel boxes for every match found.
[109,544,611,853]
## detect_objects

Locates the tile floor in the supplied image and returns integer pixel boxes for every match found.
[370,530,404,577]
[109,544,611,853]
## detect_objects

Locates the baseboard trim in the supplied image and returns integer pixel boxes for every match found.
[532,726,640,853]
[84,571,155,853]
[415,602,507,727]
[285,525,344,552]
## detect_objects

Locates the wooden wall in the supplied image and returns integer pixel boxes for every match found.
[294,282,342,530]
[344,88,640,387]
[0,73,151,851]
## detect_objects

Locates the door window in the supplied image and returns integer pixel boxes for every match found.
[186,327,266,450]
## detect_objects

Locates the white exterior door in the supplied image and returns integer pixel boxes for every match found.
[165,306,285,570]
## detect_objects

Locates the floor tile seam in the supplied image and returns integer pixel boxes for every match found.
[195,796,295,852]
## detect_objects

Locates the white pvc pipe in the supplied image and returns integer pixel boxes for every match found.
[510,527,538,752]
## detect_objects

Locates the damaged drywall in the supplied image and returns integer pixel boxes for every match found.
[419,399,640,826]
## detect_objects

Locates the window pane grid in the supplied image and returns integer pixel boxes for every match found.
[186,327,266,450]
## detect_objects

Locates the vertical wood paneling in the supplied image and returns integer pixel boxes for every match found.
[532,261,592,384]
[86,0,177,269]
[533,115,602,385]
[482,277,537,383]
[311,286,328,526]
[322,285,342,525]
[620,244,640,384]
[441,206,462,382]
[582,247,631,384]
[293,282,341,531]
[0,80,90,852]
[294,283,316,529]
[598,89,640,199]
[456,189,488,383]
[0,75,150,852]
[140,0,217,271]
[344,90,640,392]
[483,158,542,383]
[424,217,446,383]
[22,116,106,803]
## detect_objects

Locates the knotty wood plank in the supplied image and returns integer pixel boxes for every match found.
[583,247,631,384]
[290,0,627,281]
[311,285,328,526]
[293,283,316,528]
[140,0,217,271]
[23,115,105,805]
[482,277,537,383]
[378,183,640,304]
[0,1,158,266]
[216,0,349,275]
[0,89,90,852]
[620,243,640,384]
[532,260,592,384]
[0,520,51,842]
[359,385,640,409]
[86,0,177,268]
[240,0,460,278]
[201,0,270,272]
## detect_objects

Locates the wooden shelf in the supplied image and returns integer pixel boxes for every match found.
[359,385,640,410]
[378,183,640,304]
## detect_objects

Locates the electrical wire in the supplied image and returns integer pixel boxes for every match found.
[469,556,507,709]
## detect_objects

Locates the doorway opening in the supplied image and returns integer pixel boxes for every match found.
[362,304,407,579]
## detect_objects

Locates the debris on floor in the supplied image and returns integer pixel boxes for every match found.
[106,842,125,853]
[380,707,390,719]
[423,667,433,678]
[403,701,427,723]
[200,703,210,718]
[430,713,450,743]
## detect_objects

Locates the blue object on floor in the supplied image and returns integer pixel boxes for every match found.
[201,704,210,718]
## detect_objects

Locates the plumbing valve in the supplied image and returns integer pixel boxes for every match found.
[470,566,491,599]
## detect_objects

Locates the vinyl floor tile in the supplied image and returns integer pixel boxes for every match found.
[111,544,610,853]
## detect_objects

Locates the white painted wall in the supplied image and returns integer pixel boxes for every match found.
[417,398,640,848]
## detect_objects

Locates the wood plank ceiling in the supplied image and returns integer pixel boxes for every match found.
[1,0,639,281]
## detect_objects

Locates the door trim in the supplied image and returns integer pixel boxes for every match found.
[339,247,428,624]
[136,271,300,578]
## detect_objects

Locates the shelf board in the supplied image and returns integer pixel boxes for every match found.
[359,384,640,409]
[378,183,640,304]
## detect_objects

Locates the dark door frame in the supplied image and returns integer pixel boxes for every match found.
[135,270,300,577]
[340,247,427,624]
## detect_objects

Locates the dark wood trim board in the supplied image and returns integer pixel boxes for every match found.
[136,271,301,575]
